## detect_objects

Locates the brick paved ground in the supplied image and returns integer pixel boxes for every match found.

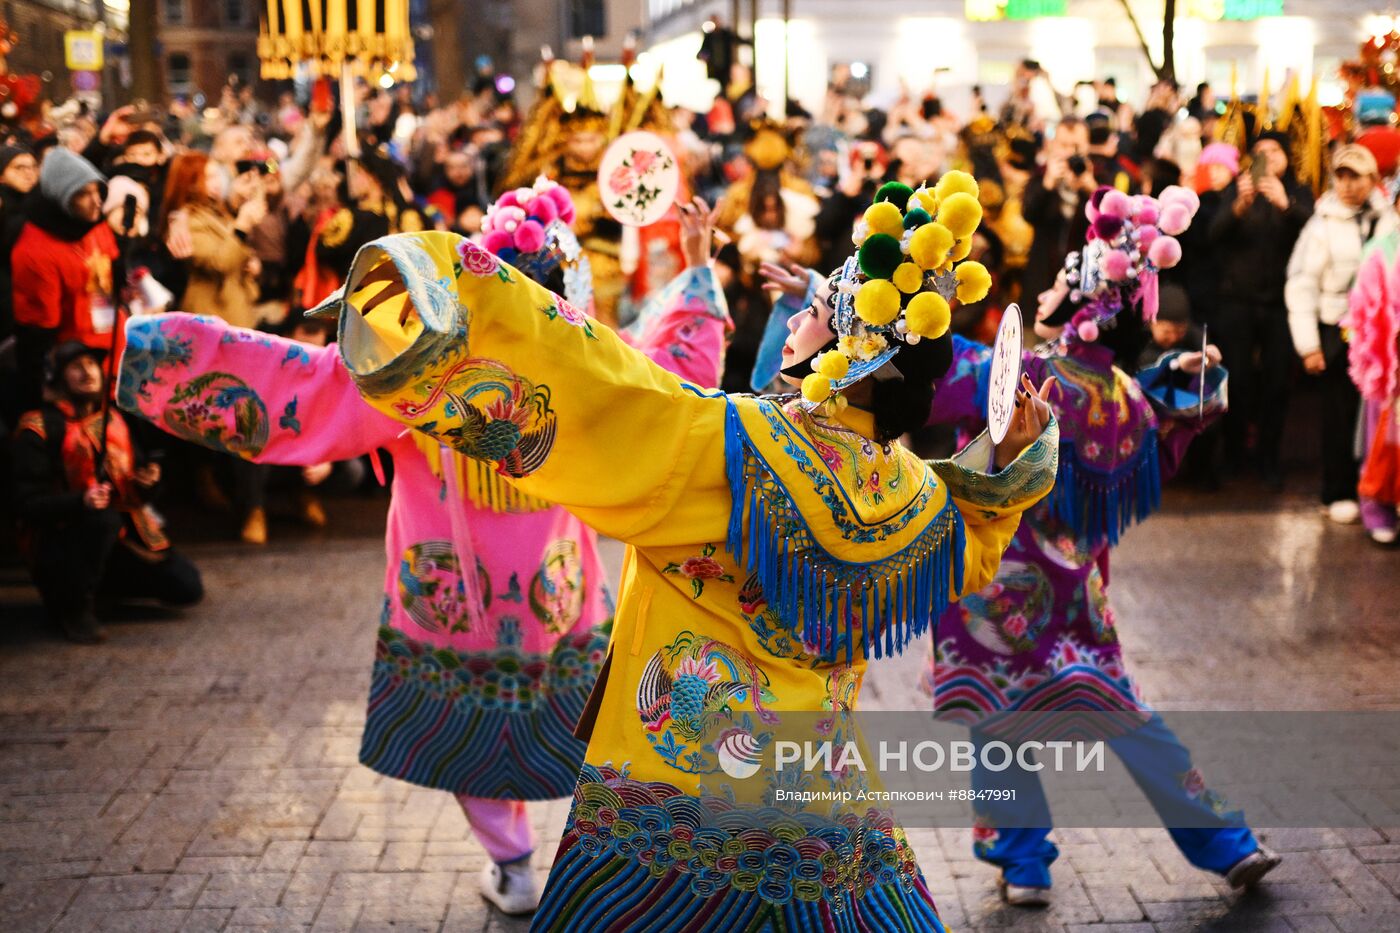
[2,488,1400,932]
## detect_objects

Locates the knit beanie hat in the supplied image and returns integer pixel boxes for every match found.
[1155,282,1191,325]
[1197,142,1240,175]
[0,144,31,175]
[39,147,105,215]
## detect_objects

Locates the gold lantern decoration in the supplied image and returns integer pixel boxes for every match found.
[258,0,416,82]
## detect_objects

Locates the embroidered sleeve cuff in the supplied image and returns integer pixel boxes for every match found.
[1144,351,1229,422]
[686,265,731,322]
[927,417,1060,511]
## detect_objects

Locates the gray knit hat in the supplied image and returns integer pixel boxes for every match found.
[39,147,105,215]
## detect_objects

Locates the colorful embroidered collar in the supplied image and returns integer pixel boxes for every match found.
[722,393,964,662]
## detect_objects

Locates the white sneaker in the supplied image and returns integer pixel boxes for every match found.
[480,858,541,916]
[1226,844,1282,889]
[1371,527,1398,545]
[998,874,1052,907]
[1328,500,1361,525]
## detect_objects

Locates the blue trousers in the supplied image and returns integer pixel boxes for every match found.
[969,713,1258,887]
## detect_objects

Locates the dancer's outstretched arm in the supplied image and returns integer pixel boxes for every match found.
[327,232,731,549]
[118,314,402,465]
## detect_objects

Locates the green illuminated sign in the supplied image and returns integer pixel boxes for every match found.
[1005,0,1067,17]
[1222,0,1283,20]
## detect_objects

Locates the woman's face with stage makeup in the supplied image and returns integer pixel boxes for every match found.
[780,277,837,387]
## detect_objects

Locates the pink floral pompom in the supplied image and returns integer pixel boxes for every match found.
[1100,249,1132,281]
[1077,318,1100,342]
[493,205,526,234]
[1134,199,1160,227]
[1098,189,1133,220]
[513,219,547,253]
[481,229,513,255]
[546,184,573,214]
[1084,200,1100,224]
[1093,215,1125,241]
[495,190,521,210]
[512,187,536,206]
[1148,235,1182,269]
[1136,225,1160,251]
[559,200,576,225]
[524,194,559,225]
[1159,185,1200,217]
[1159,203,1191,236]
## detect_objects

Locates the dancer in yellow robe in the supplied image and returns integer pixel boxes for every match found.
[313,174,1059,931]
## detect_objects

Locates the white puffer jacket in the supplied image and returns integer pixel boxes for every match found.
[1285,189,1400,357]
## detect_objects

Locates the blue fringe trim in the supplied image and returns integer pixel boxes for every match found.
[1046,430,1161,549]
[724,401,965,663]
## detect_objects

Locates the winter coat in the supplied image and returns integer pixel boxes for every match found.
[178,204,259,328]
[0,183,34,340]
[1168,187,1227,325]
[1022,172,1090,304]
[1208,174,1313,308]
[1285,189,1400,358]
[11,198,120,349]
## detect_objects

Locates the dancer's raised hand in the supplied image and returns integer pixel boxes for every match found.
[994,373,1057,470]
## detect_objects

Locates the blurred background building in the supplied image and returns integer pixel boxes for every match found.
[638,0,1389,116]
[4,0,1397,109]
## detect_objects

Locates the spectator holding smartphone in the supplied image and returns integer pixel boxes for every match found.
[813,140,886,274]
[161,152,264,329]
[1023,116,1096,303]
[1210,131,1315,489]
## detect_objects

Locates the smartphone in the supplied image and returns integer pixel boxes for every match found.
[1250,157,1267,183]
[311,78,333,115]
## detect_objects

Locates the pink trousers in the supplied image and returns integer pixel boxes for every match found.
[455,794,534,864]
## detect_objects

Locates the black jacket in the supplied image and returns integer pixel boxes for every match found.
[814,183,875,276]
[1208,175,1314,307]
[1022,172,1090,303]
[11,405,155,524]
[1169,188,1227,325]
[0,183,33,340]
[11,405,89,524]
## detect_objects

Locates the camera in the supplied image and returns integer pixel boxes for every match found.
[1067,155,1088,176]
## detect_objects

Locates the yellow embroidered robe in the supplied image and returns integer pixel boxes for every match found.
[314,231,1059,932]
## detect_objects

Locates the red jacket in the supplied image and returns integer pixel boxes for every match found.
[11,217,120,351]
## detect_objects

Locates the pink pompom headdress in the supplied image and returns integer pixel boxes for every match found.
[1043,185,1199,344]
[479,175,592,310]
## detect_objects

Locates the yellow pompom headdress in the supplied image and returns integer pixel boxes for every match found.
[801,170,993,406]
